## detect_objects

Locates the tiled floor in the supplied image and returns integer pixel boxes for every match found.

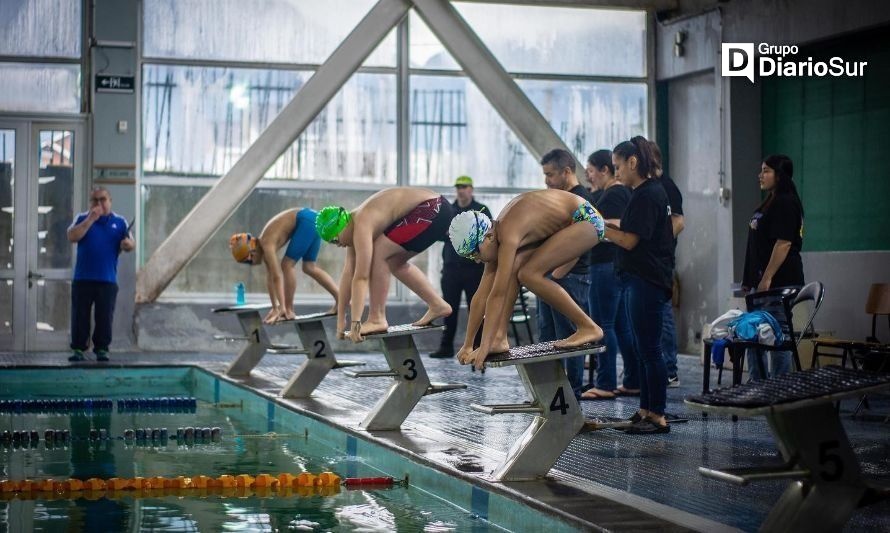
[3,350,888,532]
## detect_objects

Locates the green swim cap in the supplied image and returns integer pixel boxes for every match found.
[316,205,351,242]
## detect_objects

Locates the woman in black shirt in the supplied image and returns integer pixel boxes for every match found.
[742,154,804,378]
[606,136,675,434]
[581,150,639,400]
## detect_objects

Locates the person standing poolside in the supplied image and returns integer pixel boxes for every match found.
[430,176,491,358]
[605,136,674,434]
[538,148,595,399]
[230,208,339,324]
[67,186,135,362]
[316,187,455,343]
[742,154,804,379]
[580,150,639,401]
[648,141,685,388]
[448,189,606,371]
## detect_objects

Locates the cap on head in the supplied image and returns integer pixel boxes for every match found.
[454,175,473,187]
[448,210,491,258]
[316,206,351,242]
[229,233,256,264]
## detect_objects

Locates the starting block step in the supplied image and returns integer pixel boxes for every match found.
[213,334,251,342]
[266,347,310,355]
[274,311,337,325]
[344,369,400,378]
[332,360,365,369]
[471,402,543,415]
[425,382,467,396]
[212,303,271,314]
[698,463,810,486]
[485,340,606,368]
[359,323,444,339]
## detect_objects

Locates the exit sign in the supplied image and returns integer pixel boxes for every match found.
[95,74,135,93]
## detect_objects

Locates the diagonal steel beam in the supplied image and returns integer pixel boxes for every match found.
[411,0,578,168]
[136,0,411,302]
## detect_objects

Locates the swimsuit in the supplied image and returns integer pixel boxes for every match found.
[284,209,321,262]
[571,201,606,242]
[384,196,455,253]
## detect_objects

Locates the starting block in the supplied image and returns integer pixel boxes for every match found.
[685,366,890,532]
[470,340,606,481]
[213,306,363,394]
[344,324,466,431]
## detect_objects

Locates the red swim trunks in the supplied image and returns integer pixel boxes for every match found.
[383,196,455,253]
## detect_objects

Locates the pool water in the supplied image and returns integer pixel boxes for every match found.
[0,367,517,532]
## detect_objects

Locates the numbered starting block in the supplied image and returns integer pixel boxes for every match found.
[344,324,466,431]
[470,340,606,481]
[212,305,363,396]
[685,366,890,533]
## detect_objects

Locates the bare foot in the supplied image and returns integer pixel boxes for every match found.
[412,301,452,327]
[468,347,489,371]
[489,337,510,354]
[360,319,389,336]
[554,325,604,349]
[581,388,615,400]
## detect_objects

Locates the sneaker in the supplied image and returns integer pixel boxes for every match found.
[664,412,689,424]
[667,375,681,388]
[624,419,670,435]
[96,350,110,362]
[68,350,86,362]
[429,347,455,359]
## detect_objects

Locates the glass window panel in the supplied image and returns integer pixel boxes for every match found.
[409,76,647,188]
[142,185,394,298]
[37,129,75,269]
[0,130,14,269]
[143,65,396,184]
[0,280,10,334]
[411,5,645,77]
[143,0,396,67]
[0,63,81,113]
[0,0,81,58]
[35,279,70,333]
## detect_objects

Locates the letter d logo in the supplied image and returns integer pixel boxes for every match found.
[722,43,755,83]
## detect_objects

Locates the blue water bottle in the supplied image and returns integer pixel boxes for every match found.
[235,282,246,305]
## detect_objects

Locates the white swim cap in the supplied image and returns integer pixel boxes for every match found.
[449,210,492,258]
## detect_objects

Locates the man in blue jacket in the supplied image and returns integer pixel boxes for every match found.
[67,186,135,362]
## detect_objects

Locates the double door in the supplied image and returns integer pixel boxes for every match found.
[0,120,85,351]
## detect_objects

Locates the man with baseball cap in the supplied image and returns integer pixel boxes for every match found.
[430,176,491,358]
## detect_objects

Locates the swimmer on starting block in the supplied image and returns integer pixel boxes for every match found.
[315,188,456,343]
[230,208,339,324]
[449,189,610,370]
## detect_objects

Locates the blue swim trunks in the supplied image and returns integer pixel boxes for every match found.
[284,209,321,262]
[571,201,605,242]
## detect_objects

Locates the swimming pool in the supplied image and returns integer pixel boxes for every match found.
[0,367,575,532]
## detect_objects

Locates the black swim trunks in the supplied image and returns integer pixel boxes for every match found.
[383,196,455,253]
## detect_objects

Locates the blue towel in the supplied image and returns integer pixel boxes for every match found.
[711,338,731,366]
[727,311,784,345]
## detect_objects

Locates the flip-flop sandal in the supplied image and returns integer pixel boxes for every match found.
[580,390,616,401]
[612,387,641,397]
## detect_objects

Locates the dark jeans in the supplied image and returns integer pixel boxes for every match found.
[537,272,591,399]
[70,281,118,353]
[439,264,484,349]
[623,273,669,415]
[662,301,679,378]
[588,261,639,391]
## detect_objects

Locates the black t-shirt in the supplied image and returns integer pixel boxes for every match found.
[567,184,594,276]
[658,174,683,250]
[442,199,492,267]
[617,179,675,293]
[590,184,631,264]
[742,193,804,289]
